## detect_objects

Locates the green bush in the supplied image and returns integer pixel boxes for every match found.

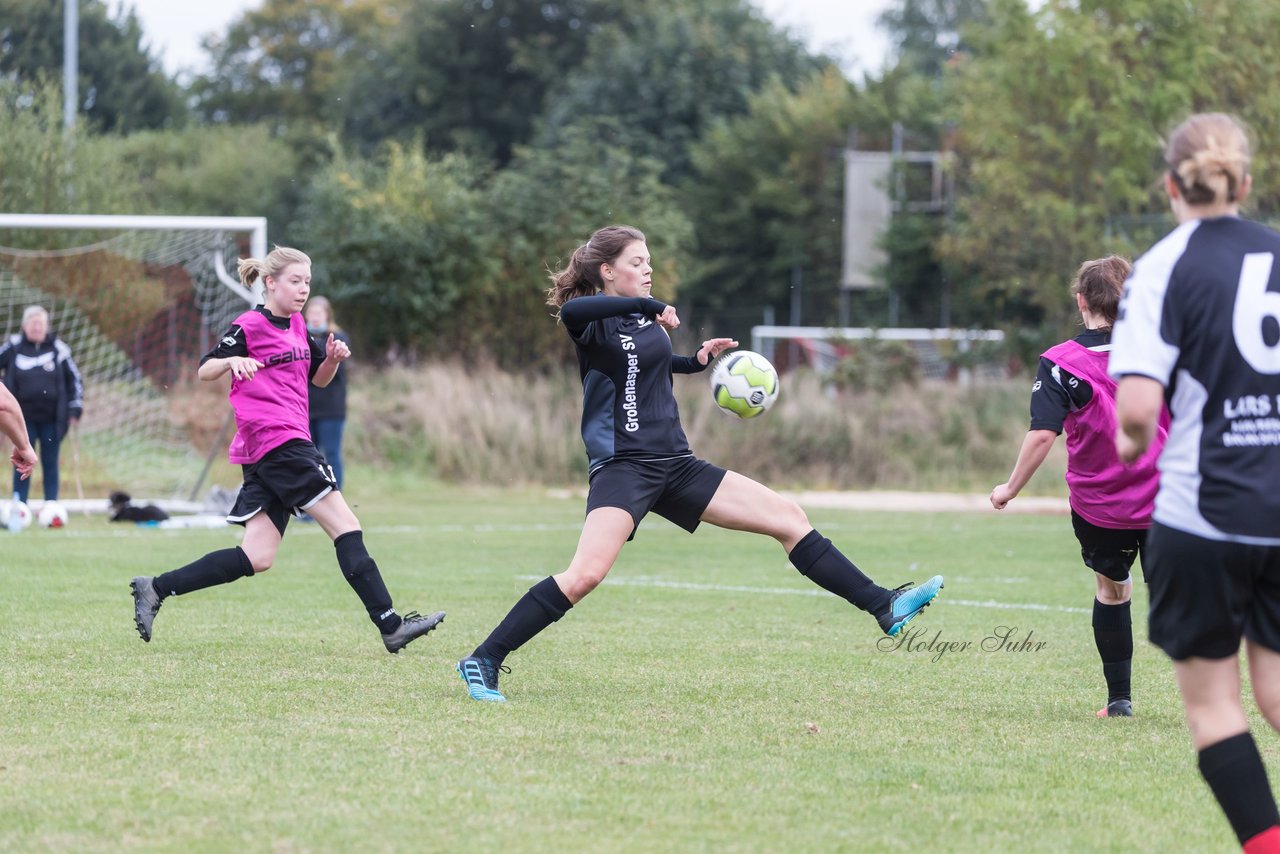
[828,337,920,393]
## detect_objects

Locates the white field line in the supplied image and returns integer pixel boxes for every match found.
[515,574,1091,615]
[46,521,589,538]
[38,527,1084,614]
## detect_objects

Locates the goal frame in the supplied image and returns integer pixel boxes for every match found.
[0,213,269,506]
[0,213,268,304]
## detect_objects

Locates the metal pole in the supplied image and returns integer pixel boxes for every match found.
[789,266,802,369]
[63,0,78,132]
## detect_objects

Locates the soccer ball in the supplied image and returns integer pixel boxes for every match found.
[38,501,68,529]
[2,499,33,530]
[710,350,780,418]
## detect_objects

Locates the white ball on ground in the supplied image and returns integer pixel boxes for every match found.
[38,501,68,529]
[2,499,33,530]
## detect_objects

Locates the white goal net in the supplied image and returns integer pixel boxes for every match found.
[750,325,1009,381]
[0,214,265,502]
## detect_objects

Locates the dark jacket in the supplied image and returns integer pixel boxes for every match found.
[307,328,349,421]
[0,331,84,439]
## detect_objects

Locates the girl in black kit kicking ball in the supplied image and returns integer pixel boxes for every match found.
[456,225,944,701]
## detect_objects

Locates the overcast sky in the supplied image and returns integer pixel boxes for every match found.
[125,0,894,79]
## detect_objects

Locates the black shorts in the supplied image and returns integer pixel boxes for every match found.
[227,440,337,535]
[1070,510,1147,583]
[586,456,728,540]
[1146,522,1280,661]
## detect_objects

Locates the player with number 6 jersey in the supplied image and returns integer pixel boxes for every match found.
[1112,113,1280,854]
[129,246,445,654]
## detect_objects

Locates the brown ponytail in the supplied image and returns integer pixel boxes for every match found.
[1071,255,1131,330]
[546,225,646,313]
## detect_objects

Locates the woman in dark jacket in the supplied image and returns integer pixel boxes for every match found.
[304,296,349,489]
[0,305,83,503]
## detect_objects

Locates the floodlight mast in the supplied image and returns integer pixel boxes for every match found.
[64,0,77,132]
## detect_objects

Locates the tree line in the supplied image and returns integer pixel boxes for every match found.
[3,0,1280,368]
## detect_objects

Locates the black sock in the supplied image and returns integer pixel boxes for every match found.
[334,530,399,634]
[473,576,572,665]
[788,529,890,614]
[1198,732,1280,844]
[1092,599,1133,703]
[154,547,254,599]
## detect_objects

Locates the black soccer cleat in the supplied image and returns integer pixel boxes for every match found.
[1096,699,1134,718]
[131,576,162,642]
[381,610,446,653]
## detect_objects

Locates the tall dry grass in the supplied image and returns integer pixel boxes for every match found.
[346,364,1066,493]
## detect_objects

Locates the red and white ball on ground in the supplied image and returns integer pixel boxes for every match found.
[710,350,780,419]
[38,501,68,529]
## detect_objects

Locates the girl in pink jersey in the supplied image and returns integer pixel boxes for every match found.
[990,256,1167,717]
[129,246,444,652]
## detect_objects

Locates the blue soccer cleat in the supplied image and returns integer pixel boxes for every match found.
[457,656,509,702]
[876,575,944,637]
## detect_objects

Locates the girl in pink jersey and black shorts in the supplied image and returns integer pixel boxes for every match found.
[990,256,1168,718]
[129,246,444,653]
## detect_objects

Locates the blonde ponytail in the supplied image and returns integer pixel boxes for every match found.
[238,246,312,289]
[1165,114,1251,206]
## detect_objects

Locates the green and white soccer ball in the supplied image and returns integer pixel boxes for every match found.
[710,350,780,418]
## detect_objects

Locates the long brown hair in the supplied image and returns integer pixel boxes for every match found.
[1165,113,1251,206]
[545,225,646,312]
[1071,255,1131,330]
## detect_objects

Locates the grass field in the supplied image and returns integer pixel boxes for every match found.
[1,474,1273,852]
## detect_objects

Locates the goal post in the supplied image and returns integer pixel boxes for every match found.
[751,325,1007,380]
[0,214,267,504]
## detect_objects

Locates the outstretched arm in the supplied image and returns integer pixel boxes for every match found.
[0,385,36,479]
[990,429,1058,509]
[559,295,669,330]
[672,338,739,374]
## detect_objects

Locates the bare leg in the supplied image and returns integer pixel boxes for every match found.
[553,507,640,603]
[700,470,942,628]
[1175,655,1247,749]
[238,511,284,572]
[462,507,634,700]
[1179,652,1280,848]
[1249,641,1280,735]
[699,470,811,548]
[1095,574,1132,605]
[305,490,361,541]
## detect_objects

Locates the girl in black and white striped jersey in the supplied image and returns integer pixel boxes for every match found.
[1112,113,1280,854]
